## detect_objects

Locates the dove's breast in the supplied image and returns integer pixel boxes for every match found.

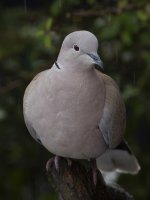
[23,68,107,159]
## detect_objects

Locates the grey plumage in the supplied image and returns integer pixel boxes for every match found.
[23,30,140,174]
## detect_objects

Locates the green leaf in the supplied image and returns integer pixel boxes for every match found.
[36,30,44,37]
[45,18,53,31]
[137,11,148,21]
[44,35,52,48]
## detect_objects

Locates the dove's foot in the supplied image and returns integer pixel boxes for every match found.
[90,159,99,185]
[90,159,105,186]
[66,158,72,167]
[46,156,60,172]
[46,156,72,172]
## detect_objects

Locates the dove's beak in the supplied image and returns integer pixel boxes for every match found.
[87,53,104,70]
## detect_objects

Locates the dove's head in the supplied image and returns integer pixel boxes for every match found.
[57,31,103,72]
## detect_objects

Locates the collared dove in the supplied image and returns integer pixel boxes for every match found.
[23,30,140,174]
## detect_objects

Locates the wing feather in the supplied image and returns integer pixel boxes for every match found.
[97,72,126,148]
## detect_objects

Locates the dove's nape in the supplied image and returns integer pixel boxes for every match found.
[23,30,140,176]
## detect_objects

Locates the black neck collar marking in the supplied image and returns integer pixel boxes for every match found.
[55,61,61,69]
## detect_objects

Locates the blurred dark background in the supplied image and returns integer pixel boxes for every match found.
[0,0,150,199]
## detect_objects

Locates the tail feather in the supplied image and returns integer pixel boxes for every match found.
[96,140,141,174]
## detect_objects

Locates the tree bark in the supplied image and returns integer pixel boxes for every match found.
[47,158,134,200]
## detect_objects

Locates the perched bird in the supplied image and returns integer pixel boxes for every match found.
[23,30,140,175]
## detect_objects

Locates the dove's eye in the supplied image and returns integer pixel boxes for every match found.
[73,44,79,51]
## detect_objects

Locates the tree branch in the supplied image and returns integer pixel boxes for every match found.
[47,158,134,200]
[71,3,147,17]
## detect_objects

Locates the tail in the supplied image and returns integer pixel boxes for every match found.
[96,140,141,174]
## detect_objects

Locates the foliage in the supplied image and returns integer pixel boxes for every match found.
[0,0,150,199]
